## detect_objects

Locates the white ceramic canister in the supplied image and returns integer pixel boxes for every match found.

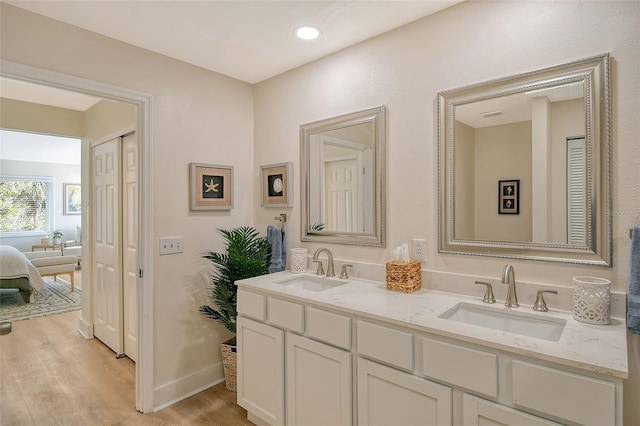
[572,276,611,325]
[290,248,308,274]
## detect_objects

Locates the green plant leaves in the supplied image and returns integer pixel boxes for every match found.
[200,226,272,333]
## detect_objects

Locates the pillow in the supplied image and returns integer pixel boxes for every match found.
[77,225,82,245]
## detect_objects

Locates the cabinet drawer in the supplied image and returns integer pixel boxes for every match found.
[237,289,266,321]
[463,394,562,426]
[267,297,305,333]
[357,320,413,371]
[420,337,497,397]
[306,306,351,350]
[512,360,615,426]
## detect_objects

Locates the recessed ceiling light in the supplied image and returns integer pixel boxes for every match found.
[296,26,320,40]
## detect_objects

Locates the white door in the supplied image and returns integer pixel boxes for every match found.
[462,394,561,426]
[325,158,361,232]
[357,358,452,426]
[566,137,587,245]
[237,316,285,426]
[122,132,138,361]
[286,333,352,426]
[92,138,123,355]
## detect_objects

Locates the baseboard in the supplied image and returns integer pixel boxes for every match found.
[153,361,225,411]
[77,317,93,339]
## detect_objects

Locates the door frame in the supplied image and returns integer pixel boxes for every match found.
[1,60,155,413]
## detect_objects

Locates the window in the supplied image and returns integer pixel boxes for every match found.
[0,175,53,236]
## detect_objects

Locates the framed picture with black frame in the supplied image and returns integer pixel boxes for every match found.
[498,179,519,214]
[189,163,233,210]
[260,162,292,208]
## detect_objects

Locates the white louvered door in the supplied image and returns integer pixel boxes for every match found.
[566,137,586,245]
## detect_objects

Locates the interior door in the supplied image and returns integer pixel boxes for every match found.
[122,132,138,361]
[325,158,360,232]
[92,137,123,355]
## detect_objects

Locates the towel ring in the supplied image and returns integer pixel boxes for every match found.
[275,213,287,228]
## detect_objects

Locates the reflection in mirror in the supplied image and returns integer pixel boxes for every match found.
[301,106,385,247]
[438,55,611,265]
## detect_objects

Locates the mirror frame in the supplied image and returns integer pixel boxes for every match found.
[301,105,386,247]
[438,54,612,266]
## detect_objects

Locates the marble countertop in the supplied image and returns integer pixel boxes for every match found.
[237,271,629,379]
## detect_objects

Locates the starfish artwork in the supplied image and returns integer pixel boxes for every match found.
[204,178,219,193]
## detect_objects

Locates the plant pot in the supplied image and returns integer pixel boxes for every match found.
[221,337,237,392]
[52,237,61,244]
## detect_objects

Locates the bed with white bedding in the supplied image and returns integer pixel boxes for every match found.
[0,245,45,303]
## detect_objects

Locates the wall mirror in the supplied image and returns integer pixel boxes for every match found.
[438,54,611,265]
[301,105,386,247]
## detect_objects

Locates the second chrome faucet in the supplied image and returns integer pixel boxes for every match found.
[502,264,518,307]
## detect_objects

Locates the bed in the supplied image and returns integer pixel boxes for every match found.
[0,245,45,303]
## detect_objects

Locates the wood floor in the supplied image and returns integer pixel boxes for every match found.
[0,272,253,425]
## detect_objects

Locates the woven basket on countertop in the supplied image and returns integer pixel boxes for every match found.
[385,260,421,293]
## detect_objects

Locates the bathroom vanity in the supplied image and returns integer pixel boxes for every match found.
[236,272,627,426]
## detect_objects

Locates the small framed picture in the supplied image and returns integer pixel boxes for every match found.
[498,179,519,214]
[261,162,292,208]
[190,163,233,210]
[63,183,81,215]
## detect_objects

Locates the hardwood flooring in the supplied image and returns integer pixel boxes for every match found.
[1,288,252,425]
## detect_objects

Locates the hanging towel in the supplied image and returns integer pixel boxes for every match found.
[267,225,286,273]
[628,227,640,334]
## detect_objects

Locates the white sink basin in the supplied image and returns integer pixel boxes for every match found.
[275,275,348,292]
[439,302,566,341]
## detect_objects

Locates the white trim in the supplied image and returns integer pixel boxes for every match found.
[77,317,93,339]
[0,60,155,413]
[153,362,225,411]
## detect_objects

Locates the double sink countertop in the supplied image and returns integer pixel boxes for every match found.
[237,271,629,379]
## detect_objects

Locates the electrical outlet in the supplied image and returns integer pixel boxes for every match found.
[174,237,183,253]
[412,238,427,262]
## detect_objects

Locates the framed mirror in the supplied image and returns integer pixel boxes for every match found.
[301,106,386,247]
[438,54,611,265]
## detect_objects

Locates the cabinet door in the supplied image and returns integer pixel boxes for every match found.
[357,358,452,426]
[237,316,284,425]
[286,333,352,426]
[463,394,561,426]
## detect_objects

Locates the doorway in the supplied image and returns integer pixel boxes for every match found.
[1,59,154,412]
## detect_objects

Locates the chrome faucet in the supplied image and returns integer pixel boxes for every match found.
[502,264,519,307]
[312,248,335,277]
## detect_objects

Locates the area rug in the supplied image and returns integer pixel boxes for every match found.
[0,276,81,322]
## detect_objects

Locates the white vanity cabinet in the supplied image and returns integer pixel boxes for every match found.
[237,283,623,426]
[237,316,285,426]
[357,357,452,425]
[286,333,352,426]
[357,318,622,426]
[237,288,353,426]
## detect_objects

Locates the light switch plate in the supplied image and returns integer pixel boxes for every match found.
[160,237,184,255]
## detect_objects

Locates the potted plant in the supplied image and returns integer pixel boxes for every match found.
[51,230,63,244]
[200,226,272,391]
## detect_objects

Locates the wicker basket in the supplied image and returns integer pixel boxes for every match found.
[386,260,421,293]
[221,337,237,392]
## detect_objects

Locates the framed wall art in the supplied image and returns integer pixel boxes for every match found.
[498,179,519,214]
[190,163,233,210]
[63,183,81,215]
[261,162,292,208]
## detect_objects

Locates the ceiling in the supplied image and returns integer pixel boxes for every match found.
[5,0,462,85]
